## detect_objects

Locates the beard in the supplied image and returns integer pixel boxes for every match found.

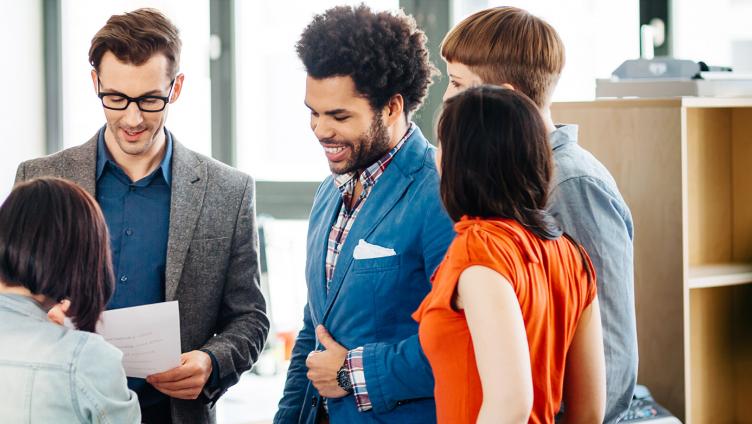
[328,114,391,175]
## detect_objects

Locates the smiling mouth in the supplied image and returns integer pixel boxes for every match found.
[323,145,346,154]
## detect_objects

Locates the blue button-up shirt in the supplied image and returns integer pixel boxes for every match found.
[548,125,637,423]
[96,126,172,407]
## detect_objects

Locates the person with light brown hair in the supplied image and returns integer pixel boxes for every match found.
[441,7,637,423]
[15,8,269,424]
[0,177,140,423]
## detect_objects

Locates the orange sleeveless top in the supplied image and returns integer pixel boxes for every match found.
[413,217,596,424]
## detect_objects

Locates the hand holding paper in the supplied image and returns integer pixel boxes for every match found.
[147,350,213,400]
[95,301,182,379]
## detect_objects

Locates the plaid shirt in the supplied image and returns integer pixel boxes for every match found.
[325,123,414,412]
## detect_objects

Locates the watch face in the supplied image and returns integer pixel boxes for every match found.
[337,367,353,392]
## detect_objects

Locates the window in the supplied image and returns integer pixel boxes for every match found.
[234,0,399,182]
[452,0,639,101]
[672,0,752,72]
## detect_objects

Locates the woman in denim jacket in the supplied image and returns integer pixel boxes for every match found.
[0,177,139,423]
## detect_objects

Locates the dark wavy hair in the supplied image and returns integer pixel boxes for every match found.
[296,4,438,115]
[0,178,114,332]
[438,85,562,240]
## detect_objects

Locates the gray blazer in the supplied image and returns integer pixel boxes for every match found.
[15,132,270,424]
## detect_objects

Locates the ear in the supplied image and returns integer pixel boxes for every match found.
[382,93,405,127]
[91,69,99,94]
[169,73,186,103]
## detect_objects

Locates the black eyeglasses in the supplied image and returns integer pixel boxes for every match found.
[97,78,176,112]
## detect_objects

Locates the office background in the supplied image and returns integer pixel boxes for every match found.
[2,0,752,423]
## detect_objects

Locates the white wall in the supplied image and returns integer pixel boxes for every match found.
[0,0,46,200]
[673,0,752,72]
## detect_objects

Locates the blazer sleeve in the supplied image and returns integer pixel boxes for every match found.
[200,176,271,401]
[274,179,331,423]
[273,303,317,424]
[360,175,456,413]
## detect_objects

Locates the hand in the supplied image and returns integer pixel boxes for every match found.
[146,350,213,400]
[47,300,70,325]
[306,325,349,398]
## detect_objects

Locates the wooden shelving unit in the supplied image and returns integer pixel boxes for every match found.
[688,263,752,289]
[552,97,752,423]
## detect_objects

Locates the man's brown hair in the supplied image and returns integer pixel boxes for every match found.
[89,8,182,78]
[441,6,564,108]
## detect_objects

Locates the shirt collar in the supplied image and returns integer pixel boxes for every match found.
[333,122,415,191]
[550,124,579,151]
[96,125,174,185]
[0,293,50,322]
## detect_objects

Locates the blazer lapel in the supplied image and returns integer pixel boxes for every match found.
[321,168,413,323]
[164,138,207,301]
[308,182,342,325]
[64,135,98,196]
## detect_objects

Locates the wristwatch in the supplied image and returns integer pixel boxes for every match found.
[337,364,354,393]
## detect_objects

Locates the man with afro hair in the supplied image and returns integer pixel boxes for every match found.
[274,5,455,424]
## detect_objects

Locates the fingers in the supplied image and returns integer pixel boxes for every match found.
[151,386,201,400]
[47,300,71,325]
[147,363,193,384]
[316,325,337,349]
[151,375,204,391]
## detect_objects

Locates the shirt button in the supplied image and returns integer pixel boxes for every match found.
[125,229,133,236]
[120,275,128,283]
[129,186,136,192]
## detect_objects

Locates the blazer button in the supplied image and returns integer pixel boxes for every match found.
[311,396,318,407]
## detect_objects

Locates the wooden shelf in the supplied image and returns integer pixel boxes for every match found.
[689,263,752,289]
[552,98,752,423]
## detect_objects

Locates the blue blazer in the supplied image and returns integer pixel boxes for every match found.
[275,127,456,423]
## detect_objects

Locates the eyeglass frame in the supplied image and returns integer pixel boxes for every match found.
[96,77,176,112]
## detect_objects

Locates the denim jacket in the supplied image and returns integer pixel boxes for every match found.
[549,125,638,423]
[0,294,140,423]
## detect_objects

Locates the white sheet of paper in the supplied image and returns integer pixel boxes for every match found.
[96,301,182,378]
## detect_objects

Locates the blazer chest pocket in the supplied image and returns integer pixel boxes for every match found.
[188,236,231,253]
[351,254,401,273]
[184,237,232,280]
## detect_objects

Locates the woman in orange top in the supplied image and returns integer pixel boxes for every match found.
[414,86,606,424]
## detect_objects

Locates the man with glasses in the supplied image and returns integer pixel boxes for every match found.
[15,8,269,424]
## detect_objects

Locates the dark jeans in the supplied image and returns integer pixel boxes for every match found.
[141,399,171,424]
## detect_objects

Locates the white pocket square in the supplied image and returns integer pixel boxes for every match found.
[353,239,396,260]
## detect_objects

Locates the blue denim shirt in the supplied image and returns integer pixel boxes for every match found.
[0,293,140,423]
[549,125,638,423]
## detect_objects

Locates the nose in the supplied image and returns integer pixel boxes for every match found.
[311,116,334,142]
[442,86,452,102]
[122,101,144,127]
